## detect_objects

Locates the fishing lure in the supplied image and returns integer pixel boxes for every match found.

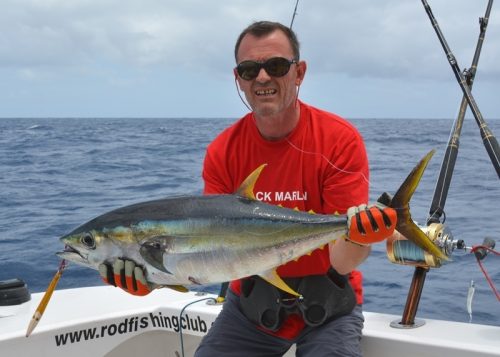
[466,280,475,323]
[26,259,67,337]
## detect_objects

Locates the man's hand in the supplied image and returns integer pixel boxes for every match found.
[99,258,156,296]
[346,203,397,246]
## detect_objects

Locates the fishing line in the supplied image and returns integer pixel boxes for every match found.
[178,296,217,357]
[234,0,302,117]
[234,77,252,112]
[232,0,371,197]
[471,245,500,302]
[235,81,371,190]
[234,75,302,114]
[285,137,371,187]
[425,209,447,228]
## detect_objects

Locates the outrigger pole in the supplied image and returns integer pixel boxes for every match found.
[290,0,300,29]
[422,0,500,179]
[394,0,495,329]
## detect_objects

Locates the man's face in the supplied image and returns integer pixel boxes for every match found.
[235,30,305,118]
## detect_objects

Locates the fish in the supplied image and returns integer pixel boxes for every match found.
[57,150,443,296]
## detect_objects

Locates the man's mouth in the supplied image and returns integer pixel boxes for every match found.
[255,89,277,96]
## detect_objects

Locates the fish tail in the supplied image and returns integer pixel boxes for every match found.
[386,150,447,260]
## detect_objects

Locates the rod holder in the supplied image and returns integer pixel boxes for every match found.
[390,266,428,329]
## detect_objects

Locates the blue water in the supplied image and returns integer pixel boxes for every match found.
[1,117,499,327]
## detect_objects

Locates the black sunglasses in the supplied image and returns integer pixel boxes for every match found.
[236,57,298,81]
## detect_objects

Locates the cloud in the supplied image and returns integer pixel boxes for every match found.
[295,0,500,80]
[1,0,499,118]
[2,0,499,78]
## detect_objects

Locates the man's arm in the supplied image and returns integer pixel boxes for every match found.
[329,239,371,275]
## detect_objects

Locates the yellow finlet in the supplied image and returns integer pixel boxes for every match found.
[235,164,267,200]
[166,285,189,293]
[215,296,225,304]
[259,269,300,296]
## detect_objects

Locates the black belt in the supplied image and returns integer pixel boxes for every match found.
[239,268,357,331]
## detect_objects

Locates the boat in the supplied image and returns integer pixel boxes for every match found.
[1,281,499,357]
[2,2,499,355]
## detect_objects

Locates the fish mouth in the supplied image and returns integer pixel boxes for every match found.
[56,245,89,265]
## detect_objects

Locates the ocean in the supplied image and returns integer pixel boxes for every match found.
[1,117,499,327]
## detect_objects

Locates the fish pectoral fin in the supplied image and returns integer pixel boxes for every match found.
[165,285,189,293]
[139,236,173,274]
[259,269,300,297]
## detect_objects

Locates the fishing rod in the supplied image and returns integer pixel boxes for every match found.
[422,0,500,179]
[391,0,497,328]
[427,0,494,225]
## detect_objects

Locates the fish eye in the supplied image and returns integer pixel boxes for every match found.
[81,233,96,249]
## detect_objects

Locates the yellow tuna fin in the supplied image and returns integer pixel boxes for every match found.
[389,149,447,261]
[259,269,300,296]
[165,285,189,293]
[235,164,267,200]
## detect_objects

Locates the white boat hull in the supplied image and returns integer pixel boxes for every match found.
[1,286,499,357]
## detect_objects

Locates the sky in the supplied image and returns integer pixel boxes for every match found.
[1,0,499,119]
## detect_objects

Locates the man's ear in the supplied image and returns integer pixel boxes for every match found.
[296,60,307,85]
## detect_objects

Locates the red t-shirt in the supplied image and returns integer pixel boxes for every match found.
[202,101,369,338]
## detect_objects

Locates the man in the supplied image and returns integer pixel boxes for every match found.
[195,21,395,356]
[100,21,396,356]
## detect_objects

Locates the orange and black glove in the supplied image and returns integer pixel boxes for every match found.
[99,258,157,296]
[346,203,397,245]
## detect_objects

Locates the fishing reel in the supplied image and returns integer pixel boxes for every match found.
[386,223,459,268]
